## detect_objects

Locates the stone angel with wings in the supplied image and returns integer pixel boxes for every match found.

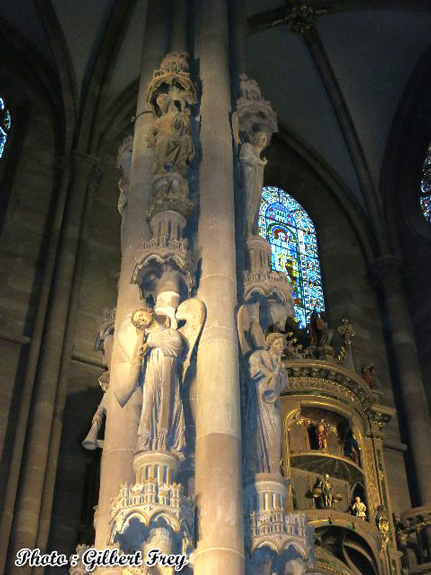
[114,298,206,454]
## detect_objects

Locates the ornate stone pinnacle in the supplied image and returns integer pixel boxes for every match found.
[159,51,190,74]
[147,51,196,109]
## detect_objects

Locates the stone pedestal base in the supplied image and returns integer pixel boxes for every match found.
[245,473,288,516]
[133,450,181,484]
[148,174,193,220]
[244,473,315,573]
[246,235,272,272]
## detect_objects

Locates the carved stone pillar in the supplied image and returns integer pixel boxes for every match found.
[234,75,294,346]
[194,1,244,574]
[101,46,201,572]
[94,3,167,566]
[234,68,315,575]
[370,256,431,507]
[171,0,188,53]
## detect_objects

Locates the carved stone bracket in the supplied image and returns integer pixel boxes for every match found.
[244,270,294,305]
[132,211,195,301]
[245,476,316,575]
[147,52,196,111]
[110,451,194,559]
[244,236,294,307]
[234,74,277,145]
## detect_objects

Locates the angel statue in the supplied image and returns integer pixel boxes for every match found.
[114,299,205,454]
[240,130,269,236]
[245,333,288,475]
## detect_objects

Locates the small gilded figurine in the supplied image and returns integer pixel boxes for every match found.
[351,496,367,520]
[316,417,329,450]
[316,474,333,508]
[344,429,360,466]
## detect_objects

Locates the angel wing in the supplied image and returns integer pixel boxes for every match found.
[237,304,252,358]
[176,298,206,380]
[113,313,144,406]
[115,313,140,363]
[232,110,240,147]
[237,303,265,358]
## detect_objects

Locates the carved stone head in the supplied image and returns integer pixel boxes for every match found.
[132,307,156,331]
[265,333,284,354]
[251,130,269,151]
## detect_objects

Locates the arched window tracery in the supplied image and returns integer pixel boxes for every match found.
[420,142,431,224]
[258,186,325,328]
[0,95,12,159]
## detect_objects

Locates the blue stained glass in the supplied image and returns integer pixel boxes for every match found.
[4,110,11,130]
[0,95,11,159]
[421,196,431,224]
[0,128,6,158]
[259,186,325,328]
[420,142,431,223]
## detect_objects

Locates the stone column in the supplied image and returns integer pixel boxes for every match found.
[195,2,244,575]
[231,0,247,81]
[171,0,188,52]
[7,153,100,575]
[0,157,72,575]
[94,0,167,559]
[371,256,431,506]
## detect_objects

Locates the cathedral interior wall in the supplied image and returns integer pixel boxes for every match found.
[0,54,60,516]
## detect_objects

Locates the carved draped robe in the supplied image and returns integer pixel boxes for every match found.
[149,103,195,175]
[240,142,266,235]
[137,327,186,453]
[247,350,287,474]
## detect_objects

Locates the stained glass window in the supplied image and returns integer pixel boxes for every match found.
[0,96,12,159]
[258,186,325,328]
[420,142,431,224]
